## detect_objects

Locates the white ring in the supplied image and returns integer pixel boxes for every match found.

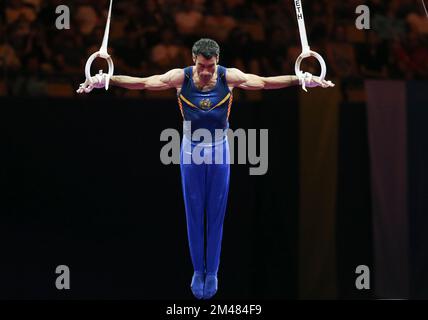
[294,50,327,81]
[84,51,114,90]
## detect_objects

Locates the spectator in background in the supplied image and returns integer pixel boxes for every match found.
[204,1,237,42]
[261,27,291,76]
[0,32,21,72]
[12,56,46,96]
[23,56,46,95]
[393,31,428,80]
[396,0,419,18]
[150,29,190,70]
[372,0,406,40]
[114,0,143,30]
[325,22,360,101]
[358,31,388,79]
[227,0,261,21]
[406,10,428,35]
[365,0,387,13]
[51,29,83,76]
[37,0,63,34]
[140,0,166,47]
[8,14,32,64]
[157,0,182,12]
[226,27,258,73]
[263,1,290,34]
[75,3,98,36]
[6,0,37,24]
[23,26,53,74]
[22,0,41,12]
[174,0,204,37]
[326,24,358,78]
[224,0,245,18]
[307,0,328,44]
[114,22,147,76]
[388,37,406,79]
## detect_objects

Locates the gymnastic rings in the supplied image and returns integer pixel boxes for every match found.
[293,0,327,89]
[85,52,114,90]
[294,50,327,82]
[84,0,114,90]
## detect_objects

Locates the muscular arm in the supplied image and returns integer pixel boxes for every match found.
[77,68,184,93]
[226,68,334,90]
[110,68,184,90]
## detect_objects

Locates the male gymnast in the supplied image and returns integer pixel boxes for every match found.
[77,38,335,299]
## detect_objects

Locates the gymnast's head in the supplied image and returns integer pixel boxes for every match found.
[192,38,220,83]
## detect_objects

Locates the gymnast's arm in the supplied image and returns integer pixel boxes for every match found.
[226,68,334,90]
[76,68,184,93]
[110,69,184,90]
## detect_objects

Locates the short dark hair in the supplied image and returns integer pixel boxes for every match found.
[192,38,220,59]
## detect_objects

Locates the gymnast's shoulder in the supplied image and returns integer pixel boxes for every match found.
[224,68,248,86]
[159,68,185,87]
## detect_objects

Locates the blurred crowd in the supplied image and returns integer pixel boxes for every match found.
[1,0,427,97]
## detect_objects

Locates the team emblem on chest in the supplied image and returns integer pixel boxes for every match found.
[199,99,212,110]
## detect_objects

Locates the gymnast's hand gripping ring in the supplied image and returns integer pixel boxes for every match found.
[293,0,327,90]
[294,50,327,83]
[84,0,114,90]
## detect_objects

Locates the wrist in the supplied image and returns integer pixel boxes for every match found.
[291,75,300,86]
[110,75,117,86]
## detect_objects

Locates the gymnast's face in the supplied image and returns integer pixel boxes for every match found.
[193,55,219,83]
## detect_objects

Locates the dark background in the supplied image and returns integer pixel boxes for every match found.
[0,93,301,300]
[1,92,376,300]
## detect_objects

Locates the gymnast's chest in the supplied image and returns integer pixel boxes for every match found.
[179,87,230,113]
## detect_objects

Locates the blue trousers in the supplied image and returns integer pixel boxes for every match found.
[180,136,230,275]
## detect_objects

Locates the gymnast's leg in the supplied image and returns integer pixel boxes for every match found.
[180,136,206,299]
[203,137,230,299]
